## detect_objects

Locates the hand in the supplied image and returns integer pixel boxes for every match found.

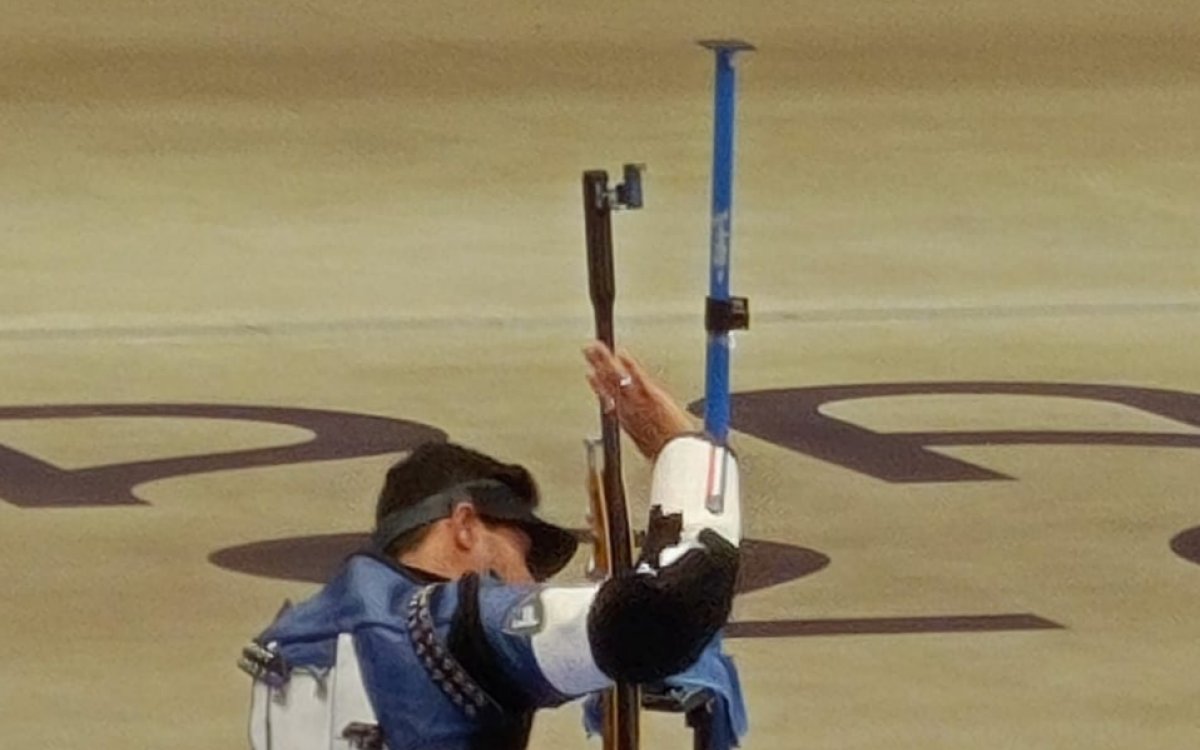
[583,342,698,459]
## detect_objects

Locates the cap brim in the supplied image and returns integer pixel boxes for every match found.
[463,486,580,580]
[515,518,579,581]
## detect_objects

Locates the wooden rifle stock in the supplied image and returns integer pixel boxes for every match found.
[584,439,611,580]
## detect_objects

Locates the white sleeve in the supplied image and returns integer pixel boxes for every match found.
[527,585,611,697]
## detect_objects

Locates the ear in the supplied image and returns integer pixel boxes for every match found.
[449,502,481,551]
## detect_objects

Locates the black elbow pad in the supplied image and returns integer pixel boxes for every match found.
[587,530,739,683]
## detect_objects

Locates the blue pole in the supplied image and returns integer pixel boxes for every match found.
[700,40,754,444]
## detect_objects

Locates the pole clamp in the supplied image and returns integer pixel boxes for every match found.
[594,163,646,211]
[705,296,750,333]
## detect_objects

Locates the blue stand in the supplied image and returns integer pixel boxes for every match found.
[699,40,754,445]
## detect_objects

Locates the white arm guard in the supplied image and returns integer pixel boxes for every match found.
[646,434,741,566]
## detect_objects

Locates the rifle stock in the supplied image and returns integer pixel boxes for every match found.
[584,439,610,580]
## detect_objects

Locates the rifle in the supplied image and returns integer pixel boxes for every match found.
[581,164,643,750]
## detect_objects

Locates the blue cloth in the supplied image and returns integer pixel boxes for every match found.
[582,634,748,749]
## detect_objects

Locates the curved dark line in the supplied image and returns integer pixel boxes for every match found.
[0,403,441,454]
[687,383,1200,484]
[710,382,1200,429]
[209,533,832,594]
[728,381,1200,401]
[0,403,423,432]
[725,613,1064,639]
[0,403,446,507]
[906,431,1200,447]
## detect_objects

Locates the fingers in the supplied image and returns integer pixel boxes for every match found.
[615,349,650,388]
[615,347,698,435]
[585,342,642,418]
[583,342,631,392]
[586,372,617,413]
[583,341,692,458]
[584,343,650,394]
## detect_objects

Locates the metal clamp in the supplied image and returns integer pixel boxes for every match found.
[342,722,385,750]
[705,296,750,333]
[593,163,645,211]
[237,641,289,689]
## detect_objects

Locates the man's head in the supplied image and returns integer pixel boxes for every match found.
[373,442,577,583]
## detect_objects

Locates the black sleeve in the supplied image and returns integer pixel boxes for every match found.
[447,573,536,715]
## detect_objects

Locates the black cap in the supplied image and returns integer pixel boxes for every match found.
[373,479,578,581]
